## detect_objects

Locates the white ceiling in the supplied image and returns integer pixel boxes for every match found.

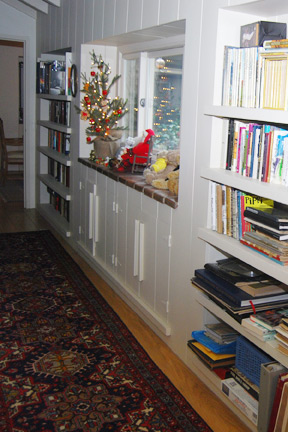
[1,0,60,17]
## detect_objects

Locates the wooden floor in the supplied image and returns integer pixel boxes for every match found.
[0,198,251,432]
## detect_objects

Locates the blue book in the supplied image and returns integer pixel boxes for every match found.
[195,269,288,308]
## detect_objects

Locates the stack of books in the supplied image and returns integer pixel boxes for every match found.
[188,322,237,370]
[275,317,288,355]
[192,257,288,321]
[242,205,288,265]
[241,309,288,341]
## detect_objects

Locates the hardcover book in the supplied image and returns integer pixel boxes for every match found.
[195,268,288,307]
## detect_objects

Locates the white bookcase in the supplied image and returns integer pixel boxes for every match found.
[189,1,288,430]
[36,52,72,238]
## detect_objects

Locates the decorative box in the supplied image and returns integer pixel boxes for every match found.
[240,21,286,48]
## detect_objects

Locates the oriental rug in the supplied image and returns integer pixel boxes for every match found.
[0,230,212,432]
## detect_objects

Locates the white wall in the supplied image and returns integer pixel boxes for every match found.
[0,1,36,208]
[35,0,219,363]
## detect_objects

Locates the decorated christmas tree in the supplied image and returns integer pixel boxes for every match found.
[76,51,128,144]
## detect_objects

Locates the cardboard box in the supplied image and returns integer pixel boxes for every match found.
[240,21,286,48]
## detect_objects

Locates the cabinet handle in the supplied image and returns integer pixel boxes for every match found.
[94,195,99,243]
[133,220,140,277]
[139,222,145,282]
[88,192,93,240]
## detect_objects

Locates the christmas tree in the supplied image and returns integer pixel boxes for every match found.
[77,51,128,143]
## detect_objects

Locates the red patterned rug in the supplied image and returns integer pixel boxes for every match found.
[0,230,212,432]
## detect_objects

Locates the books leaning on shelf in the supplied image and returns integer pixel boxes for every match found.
[230,366,259,401]
[210,181,274,240]
[222,44,288,111]
[223,119,288,185]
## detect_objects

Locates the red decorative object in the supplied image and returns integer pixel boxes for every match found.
[86,136,92,143]
[91,71,96,76]
[102,90,108,96]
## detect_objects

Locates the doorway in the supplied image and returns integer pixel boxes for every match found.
[0,40,24,204]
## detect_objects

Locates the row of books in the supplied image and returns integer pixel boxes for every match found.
[222,44,288,110]
[210,181,273,239]
[48,158,70,188]
[47,187,70,222]
[36,52,72,96]
[49,100,71,127]
[48,130,70,156]
[192,257,288,320]
[224,119,288,186]
[211,181,288,265]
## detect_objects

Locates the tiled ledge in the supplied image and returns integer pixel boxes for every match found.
[78,158,178,209]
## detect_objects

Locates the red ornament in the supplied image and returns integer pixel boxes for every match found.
[105,118,110,123]
[117,109,122,114]
[106,126,110,131]
[86,136,92,142]
[96,127,101,133]
[102,90,108,96]
[84,96,90,103]
[91,71,96,76]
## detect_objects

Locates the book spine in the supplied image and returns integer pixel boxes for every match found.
[230,369,259,401]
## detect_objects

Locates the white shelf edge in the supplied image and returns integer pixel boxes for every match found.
[38,174,71,200]
[37,203,71,237]
[37,146,71,166]
[38,120,72,134]
[37,93,72,102]
[200,167,288,205]
[204,105,288,126]
[198,227,288,284]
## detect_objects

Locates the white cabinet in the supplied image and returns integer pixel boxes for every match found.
[78,170,172,336]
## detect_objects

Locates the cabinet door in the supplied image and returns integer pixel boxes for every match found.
[126,188,142,295]
[155,205,172,321]
[115,182,128,284]
[94,173,106,264]
[86,180,97,256]
[106,177,116,272]
[138,195,157,310]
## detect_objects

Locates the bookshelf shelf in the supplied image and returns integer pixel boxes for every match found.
[37,146,71,166]
[37,93,72,102]
[37,203,71,238]
[198,227,288,284]
[38,174,71,200]
[38,120,72,134]
[200,168,288,206]
[204,105,288,126]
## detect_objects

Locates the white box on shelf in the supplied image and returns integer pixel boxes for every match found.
[221,377,258,425]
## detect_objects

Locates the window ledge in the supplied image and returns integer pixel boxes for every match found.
[78,158,178,209]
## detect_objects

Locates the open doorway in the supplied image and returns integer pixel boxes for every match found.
[0,40,24,204]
